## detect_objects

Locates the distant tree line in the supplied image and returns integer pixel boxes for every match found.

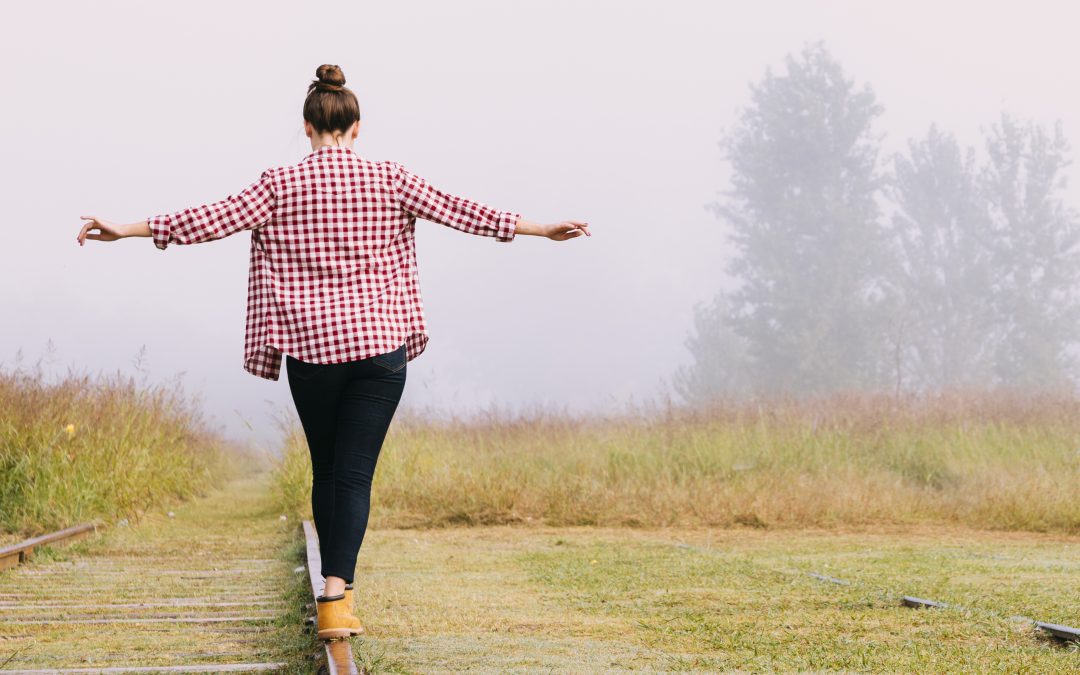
[674,42,1080,403]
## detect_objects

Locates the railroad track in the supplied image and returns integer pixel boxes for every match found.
[3,505,1073,670]
[300,520,360,675]
[0,475,294,672]
[0,523,100,572]
[817,574,1080,643]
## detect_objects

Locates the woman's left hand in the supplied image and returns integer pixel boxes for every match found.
[77,216,127,245]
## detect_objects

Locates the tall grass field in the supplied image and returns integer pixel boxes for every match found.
[0,363,263,537]
[272,388,1080,533]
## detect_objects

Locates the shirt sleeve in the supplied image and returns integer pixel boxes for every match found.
[148,170,275,250]
[391,161,518,242]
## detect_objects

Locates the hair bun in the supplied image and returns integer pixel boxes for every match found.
[315,64,346,90]
[304,64,361,133]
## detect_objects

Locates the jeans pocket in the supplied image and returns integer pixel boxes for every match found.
[371,344,407,373]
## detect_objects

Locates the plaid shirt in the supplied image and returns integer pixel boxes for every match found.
[148,145,519,381]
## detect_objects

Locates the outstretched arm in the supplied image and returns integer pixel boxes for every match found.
[510,217,592,240]
[391,162,590,242]
[77,170,276,248]
[77,218,151,244]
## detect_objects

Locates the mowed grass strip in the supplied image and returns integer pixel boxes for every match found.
[341,526,1080,673]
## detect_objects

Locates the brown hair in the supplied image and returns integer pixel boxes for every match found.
[303,64,361,136]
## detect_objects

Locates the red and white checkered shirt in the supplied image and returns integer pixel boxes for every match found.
[148,145,519,381]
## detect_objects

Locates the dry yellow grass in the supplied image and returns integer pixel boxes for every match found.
[275,386,1080,533]
[0,362,265,536]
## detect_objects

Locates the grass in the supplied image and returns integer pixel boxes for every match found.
[270,420,314,519]
[344,525,1080,672]
[267,387,1080,671]
[274,387,1080,533]
[0,358,266,536]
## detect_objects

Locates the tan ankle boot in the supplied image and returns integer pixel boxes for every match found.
[344,582,353,609]
[315,592,364,640]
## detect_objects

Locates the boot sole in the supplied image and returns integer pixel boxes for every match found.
[317,627,358,640]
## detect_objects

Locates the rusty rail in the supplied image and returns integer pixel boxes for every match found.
[0,522,100,571]
[1034,621,1080,642]
[809,572,1080,644]
[302,520,360,675]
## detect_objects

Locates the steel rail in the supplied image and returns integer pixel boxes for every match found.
[0,665,286,673]
[808,573,1080,643]
[301,519,361,675]
[0,522,101,571]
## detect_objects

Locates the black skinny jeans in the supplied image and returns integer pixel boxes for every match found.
[285,342,407,585]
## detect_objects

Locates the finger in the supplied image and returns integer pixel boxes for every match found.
[78,222,99,245]
[562,223,590,238]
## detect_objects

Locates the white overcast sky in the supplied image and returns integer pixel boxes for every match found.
[3,1,1079,451]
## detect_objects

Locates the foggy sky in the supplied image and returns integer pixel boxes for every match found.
[3,0,1079,451]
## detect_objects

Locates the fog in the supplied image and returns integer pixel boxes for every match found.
[4,0,1080,450]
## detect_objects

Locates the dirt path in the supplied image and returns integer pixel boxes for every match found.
[0,472,299,672]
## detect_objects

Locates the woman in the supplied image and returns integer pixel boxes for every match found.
[75,64,590,640]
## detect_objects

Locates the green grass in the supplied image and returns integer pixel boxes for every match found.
[270,421,313,519]
[275,536,333,673]
[344,526,1080,672]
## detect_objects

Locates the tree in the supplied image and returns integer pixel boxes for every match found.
[981,114,1080,386]
[887,125,997,390]
[706,42,891,396]
[672,292,752,405]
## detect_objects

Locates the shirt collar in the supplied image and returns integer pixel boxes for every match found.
[302,145,357,162]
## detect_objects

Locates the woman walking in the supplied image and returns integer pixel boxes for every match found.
[75,64,590,640]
